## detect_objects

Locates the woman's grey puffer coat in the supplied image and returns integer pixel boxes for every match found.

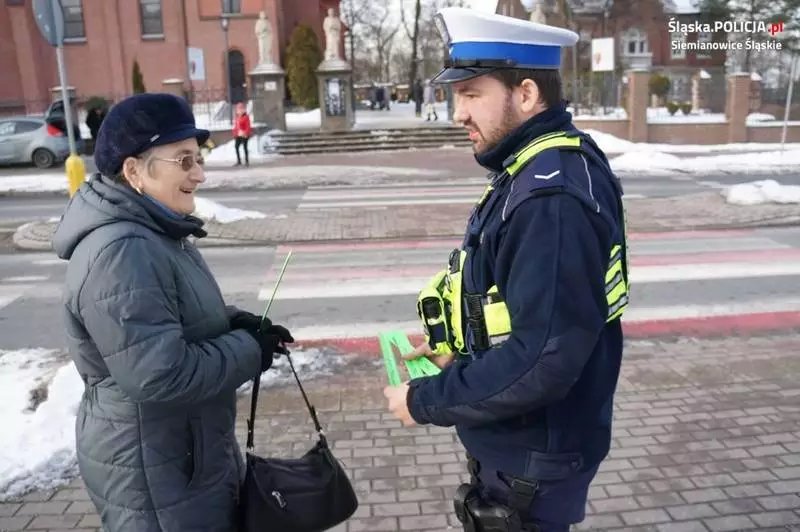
[52,174,263,531]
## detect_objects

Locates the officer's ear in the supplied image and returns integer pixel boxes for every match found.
[518,78,541,114]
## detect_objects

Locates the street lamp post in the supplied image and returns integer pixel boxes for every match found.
[221,16,232,123]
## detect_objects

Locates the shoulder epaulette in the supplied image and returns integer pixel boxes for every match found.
[500,132,581,221]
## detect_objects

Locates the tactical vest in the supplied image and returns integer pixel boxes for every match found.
[416,130,630,356]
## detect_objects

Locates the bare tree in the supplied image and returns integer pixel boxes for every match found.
[400,0,425,89]
[339,0,372,68]
[361,3,400,82]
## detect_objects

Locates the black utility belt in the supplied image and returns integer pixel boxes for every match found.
[453,460,540,532]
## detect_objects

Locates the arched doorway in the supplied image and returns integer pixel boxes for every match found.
[227,49,246,103]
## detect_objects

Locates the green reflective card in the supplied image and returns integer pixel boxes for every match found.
[379,331,441,386]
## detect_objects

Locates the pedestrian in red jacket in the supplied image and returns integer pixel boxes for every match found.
[232,102,252,167]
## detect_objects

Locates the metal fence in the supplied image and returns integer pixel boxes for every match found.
[0,88,245,133]
[564,75,624,117]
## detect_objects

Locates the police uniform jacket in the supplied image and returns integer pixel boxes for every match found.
[407,101,626,482]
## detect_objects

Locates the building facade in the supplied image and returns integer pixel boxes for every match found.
[0,0,342,114]
[494,0,727,107]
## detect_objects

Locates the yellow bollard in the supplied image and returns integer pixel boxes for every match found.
[65,153,86,197]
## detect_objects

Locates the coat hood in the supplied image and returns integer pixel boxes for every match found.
[52,173,207,260]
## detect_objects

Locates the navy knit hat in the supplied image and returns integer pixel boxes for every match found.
[93,93,210,177]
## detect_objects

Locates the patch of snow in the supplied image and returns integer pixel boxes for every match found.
[286,109,322,130]
[0,175,72,193]
[724,179,800,205]
[204,136,278,166]
[610,151,685,173]
[0,345,362,501]
[237,348,357,393]
[0,349,83,501]
[751,72,763,81]
[747,113,776,122]
[192,197,266,223]
[583,128,800,155]
[609,148,800,175]
[279,102,451,131]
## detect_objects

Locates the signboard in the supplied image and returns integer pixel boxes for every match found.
[591,37,615,72]
[263,81,277,91]
[32,0,65,47]
[187,47,206,81]
[323,78,345,117]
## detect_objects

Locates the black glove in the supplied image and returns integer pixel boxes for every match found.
[247,328,289,372]
[229,309,295,370]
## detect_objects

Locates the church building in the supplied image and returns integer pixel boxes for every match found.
[0,0,343,114]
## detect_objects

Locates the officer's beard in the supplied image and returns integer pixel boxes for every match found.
[471,92,523,155]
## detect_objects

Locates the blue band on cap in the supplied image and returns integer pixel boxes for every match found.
[449,41,562,67]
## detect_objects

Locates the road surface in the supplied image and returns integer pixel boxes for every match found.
[2,171,799,224]
[2,226,800,351]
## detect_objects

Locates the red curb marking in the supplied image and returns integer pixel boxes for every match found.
[295,311,800,356]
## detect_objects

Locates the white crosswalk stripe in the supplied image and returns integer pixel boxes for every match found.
[298,182,647,209]
[237,228,800,340]
[0,284,35,312]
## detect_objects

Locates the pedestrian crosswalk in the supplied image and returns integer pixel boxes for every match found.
[0,281,37,312]
[297,180,649,210]
[3,228,800,350]
[250,227,800,341]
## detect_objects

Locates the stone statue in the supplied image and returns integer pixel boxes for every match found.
[323,8,342,61]
[255,11,273,65]
[529,1,546,24]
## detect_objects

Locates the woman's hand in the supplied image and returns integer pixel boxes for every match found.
[229,310,294,344]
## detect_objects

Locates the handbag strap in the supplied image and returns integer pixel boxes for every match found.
[246,352,326,451]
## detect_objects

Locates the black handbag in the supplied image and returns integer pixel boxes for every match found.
[238,351,359,531]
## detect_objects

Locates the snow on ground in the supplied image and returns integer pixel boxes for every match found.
[0,349,83,501]
[0,165,451,195]
[203,135,280,166]
[609,147,800,175]
[572,107,800,127]
[192,196,266,223]
[2,126,800,195]
[278,102,450,131]
[583,129,800,155]
[0,346,357,501]
[724,179,800,205]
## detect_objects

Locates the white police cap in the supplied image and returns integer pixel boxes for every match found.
[432,7,579,84]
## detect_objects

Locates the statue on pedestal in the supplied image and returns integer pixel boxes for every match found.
[255,11,273,65]
[323,8,342,61]
[529,1,546,23]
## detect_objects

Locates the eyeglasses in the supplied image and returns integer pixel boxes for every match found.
[151,153,205,172]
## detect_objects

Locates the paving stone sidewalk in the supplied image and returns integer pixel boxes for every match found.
[3,334,800,531]
[11,191,800,252]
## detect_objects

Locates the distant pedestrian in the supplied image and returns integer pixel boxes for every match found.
[85,107,106,141]
[233,102,252,167]
[424,80,438,121]
[414,79,424,117]
[51,92,294,532]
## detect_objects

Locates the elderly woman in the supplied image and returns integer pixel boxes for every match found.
[52,93,293,531]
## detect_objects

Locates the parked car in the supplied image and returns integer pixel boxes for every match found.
[45,98,82,142]
[0,116,81,168]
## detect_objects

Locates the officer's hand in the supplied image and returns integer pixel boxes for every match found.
[403,342,454,370]
[383,383,416,426]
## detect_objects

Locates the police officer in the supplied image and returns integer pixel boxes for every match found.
[383,7,630,532]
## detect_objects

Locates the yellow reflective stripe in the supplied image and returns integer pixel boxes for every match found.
[476,184,494,206]
[446,250,468,354]
[605,243,628,321]
[484,302,511,337]
[505,131,568,176]
[506,134,582,176]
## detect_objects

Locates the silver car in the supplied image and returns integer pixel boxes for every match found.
[0,116,78,169]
